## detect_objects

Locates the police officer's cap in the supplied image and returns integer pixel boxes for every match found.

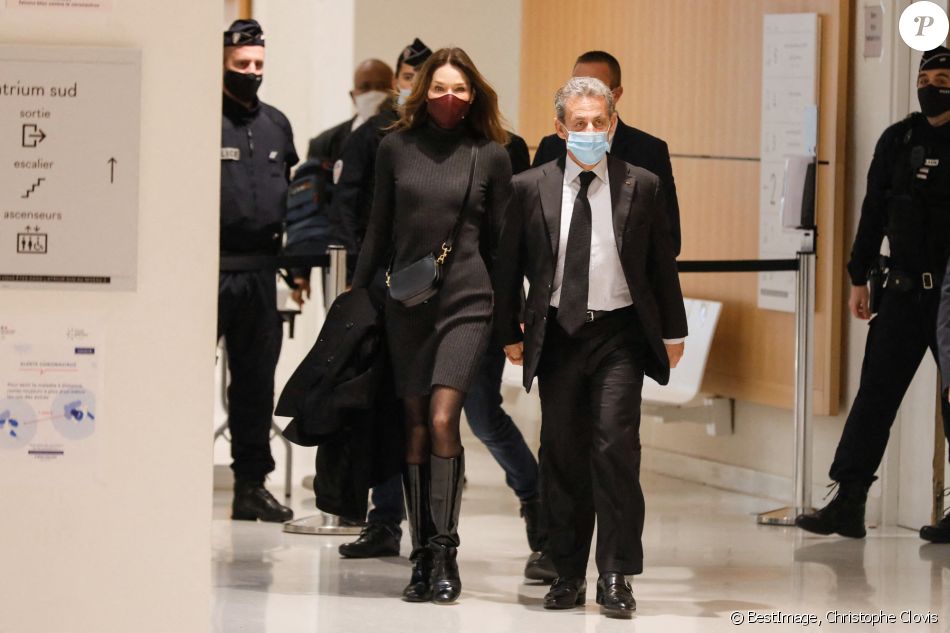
[920,46,950,71]
[401,38,432,69]
[224,19,265,47]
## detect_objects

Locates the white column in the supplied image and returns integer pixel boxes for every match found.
[0,2,219,633]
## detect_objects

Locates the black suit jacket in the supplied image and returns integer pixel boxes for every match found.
[507,132,531,175]
[493,156,688,390]
[307,116,355,163]
[533,118,681,255]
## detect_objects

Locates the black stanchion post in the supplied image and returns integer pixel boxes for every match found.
[284,244,364,536]
[325,244,347,308]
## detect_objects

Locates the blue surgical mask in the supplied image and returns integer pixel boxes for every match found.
[397,87,412,105]
[565,129,610,166]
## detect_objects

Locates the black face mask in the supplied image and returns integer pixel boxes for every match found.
[918,84,950,118]
[224,70,263,103]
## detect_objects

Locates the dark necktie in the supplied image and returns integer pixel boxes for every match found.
[557,170,597,335]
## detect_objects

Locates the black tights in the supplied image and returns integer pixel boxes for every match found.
[403,385,465,463]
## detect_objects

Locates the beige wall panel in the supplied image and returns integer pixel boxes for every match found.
[521,0,849,414]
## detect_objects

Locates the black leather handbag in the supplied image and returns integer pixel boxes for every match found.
[386,145,479,307]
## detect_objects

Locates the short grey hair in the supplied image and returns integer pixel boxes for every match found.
[554,76,615,122]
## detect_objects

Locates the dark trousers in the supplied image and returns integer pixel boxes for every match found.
[537,308,646,577]
[830,288,950,487]
[218,270,282,484]
[463,346,540,501]
[368,473,405,530]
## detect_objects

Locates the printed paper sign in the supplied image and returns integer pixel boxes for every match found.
[6,0,112,10]
[0,319,102,464]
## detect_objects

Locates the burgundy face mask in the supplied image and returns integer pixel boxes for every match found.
[426,93,471,129]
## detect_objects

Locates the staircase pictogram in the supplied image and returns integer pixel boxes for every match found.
[21,178,46,199]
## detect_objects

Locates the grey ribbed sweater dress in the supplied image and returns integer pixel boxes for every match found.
[351,122,512,397]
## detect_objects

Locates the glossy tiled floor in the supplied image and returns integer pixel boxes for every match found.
[213,443,950,633]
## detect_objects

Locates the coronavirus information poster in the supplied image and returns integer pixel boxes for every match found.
[0,318,102,465]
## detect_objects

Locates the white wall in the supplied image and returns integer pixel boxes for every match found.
[253,0,356,161]
[0,3,219,633]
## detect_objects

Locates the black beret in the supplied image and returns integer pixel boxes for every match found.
[400,38,432,69]
[224,19,265,47]
[920,45,950,71]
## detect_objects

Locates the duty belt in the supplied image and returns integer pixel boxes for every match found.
[885,270,935,291]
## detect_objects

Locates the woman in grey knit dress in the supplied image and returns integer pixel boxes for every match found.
[350,48,513,604]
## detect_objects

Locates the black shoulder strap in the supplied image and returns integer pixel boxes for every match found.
[901,112,926,145]
[387,143,480,275]
[890,113,927,193]
[438,144,479,263]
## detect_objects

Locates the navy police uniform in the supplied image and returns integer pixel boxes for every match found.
[219,75,299,485]
[830,109,950,488]
[828,48,950,492]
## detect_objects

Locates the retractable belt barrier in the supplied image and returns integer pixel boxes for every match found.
[219,253,351,272]
[676,254,815,526]
[677,258,799,273]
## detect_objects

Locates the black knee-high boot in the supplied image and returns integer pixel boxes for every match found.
[429,452,464,604]
[402,464,436,602]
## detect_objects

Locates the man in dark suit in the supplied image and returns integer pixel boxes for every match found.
[494,76,688,617]
[305,59,393,163]
[532,51,681,255]
[290,58,393,305]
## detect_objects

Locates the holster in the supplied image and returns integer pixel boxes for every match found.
[867,258,886,314]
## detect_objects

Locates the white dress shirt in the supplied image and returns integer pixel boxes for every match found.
[551,157,632,311]
[551,156,684,345]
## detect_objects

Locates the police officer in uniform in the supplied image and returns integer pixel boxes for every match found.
[219,19,298,522]
[796,47,950,543]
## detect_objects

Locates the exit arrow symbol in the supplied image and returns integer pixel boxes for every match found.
[21,124,47,148]
[107,157,117,184]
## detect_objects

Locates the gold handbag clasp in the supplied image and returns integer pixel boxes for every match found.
[436,243,452,265]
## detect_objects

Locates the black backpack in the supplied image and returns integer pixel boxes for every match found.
[285,158,332,248]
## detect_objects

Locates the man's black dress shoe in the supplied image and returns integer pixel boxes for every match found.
[524,551,558,583]
[543,577,587,609]
[339,523,401,558]
[596,572,636,617]
[231,482,294,523]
